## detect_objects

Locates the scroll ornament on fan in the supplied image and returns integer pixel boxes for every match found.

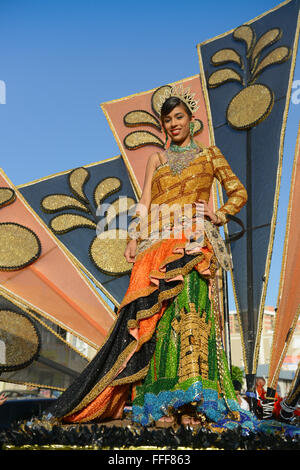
[40,167,136,276]
[207,25,291,129]
[0,187,41,271]
[123,86,204,150]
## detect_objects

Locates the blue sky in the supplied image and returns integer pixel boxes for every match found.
[0,0,299,310]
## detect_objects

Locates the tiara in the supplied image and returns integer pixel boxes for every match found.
[156,84,200,116]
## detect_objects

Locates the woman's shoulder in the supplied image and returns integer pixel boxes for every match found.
[147,150,166,168]
[195,140,222,155]
[193,140,214,158]
[198,143,227,163]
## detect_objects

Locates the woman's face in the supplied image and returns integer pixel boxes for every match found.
[162,104,192,145]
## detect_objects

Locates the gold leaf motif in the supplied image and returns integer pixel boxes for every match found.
[0,188,15,208]
[124,110,161,130]
[50,213,96,234]
[124,131,164,150]
[0,310,40,370]
[233,25,256,55]
[251,46,291,81]
[151,85,172,117]
[93,177,122,209]
[68,167,90,202]
[89,229,132,275]
[0,223,41,270]
[41,194,89,213]
[177,303,211,383]
[104,197,136,227]
[211,48,243,68]
[251,28,282,65]
[208,68,243,88]
[227,84,274,130]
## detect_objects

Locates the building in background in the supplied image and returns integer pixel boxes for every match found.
[230,306,300,396]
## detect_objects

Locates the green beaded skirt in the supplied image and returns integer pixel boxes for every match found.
[132,269,242,426]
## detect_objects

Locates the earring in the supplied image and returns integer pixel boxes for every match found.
[189,121,195,138]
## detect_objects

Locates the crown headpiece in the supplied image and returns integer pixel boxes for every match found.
[156,84,200,117]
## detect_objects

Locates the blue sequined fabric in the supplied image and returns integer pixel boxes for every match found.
[132,379,243,426]
[131,270,300,438]
[132,378,300,437]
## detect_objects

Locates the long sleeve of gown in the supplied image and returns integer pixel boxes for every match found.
[209,145,248,224]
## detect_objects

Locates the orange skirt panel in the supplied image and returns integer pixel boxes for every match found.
[63,304,168,424]
[63,237,214,424]
[119,235,214,312]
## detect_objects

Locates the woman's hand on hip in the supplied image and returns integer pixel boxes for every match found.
[197,199,219,224]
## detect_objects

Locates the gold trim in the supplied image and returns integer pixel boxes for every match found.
[100,75,203,198]
[100,74,200,107]
[198,41,236,368]
[197,0,300,375]
[120,253,211,322]
[276,122,300,308]
[64,340,138,416]
[285,361,300,405]
[0,288,91,391]
[16,155,120,188]
[0,187,16,208]
[0,168,118,315]
[0,222,41,271]
[253,6,300,374]
[111,365,150,387]
[226,84,274,130]
[119,286,157,310]
[0,282,98,351]
[134,254,211,324]
[27,308,90,361]
[0,286,90,361]
[2,445,231,451]
[16,158,135,309]
[214,210,228,225]
[215,180,248,371]
[0,378,66,392]
[197,0,295,47]
[268,123,300,389]
[269,305,300,390]
[58,247,120,308]
[63,251,211,417]
[0,309,40,370]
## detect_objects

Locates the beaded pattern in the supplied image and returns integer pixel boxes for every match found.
[0,309,40,371]
[47,145,248,426]
[165,145,201,175]
[133,144,244,270]
[68,167,90,202]
[132,270,241,426]
[0,187,15,208]
[149,145,247,218]
[0,222,41,270]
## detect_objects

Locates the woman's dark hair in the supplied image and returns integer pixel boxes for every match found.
[160,96,192,120]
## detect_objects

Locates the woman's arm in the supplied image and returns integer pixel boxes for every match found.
[137,152,161,213]
[210,146,248,224]
[124,152,160,263]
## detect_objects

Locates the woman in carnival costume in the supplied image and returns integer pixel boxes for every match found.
[45,86,297,435]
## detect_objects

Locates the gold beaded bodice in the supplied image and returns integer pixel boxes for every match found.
[151,144,247,219]
[135,144,247,260]
[151,149,211,207]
